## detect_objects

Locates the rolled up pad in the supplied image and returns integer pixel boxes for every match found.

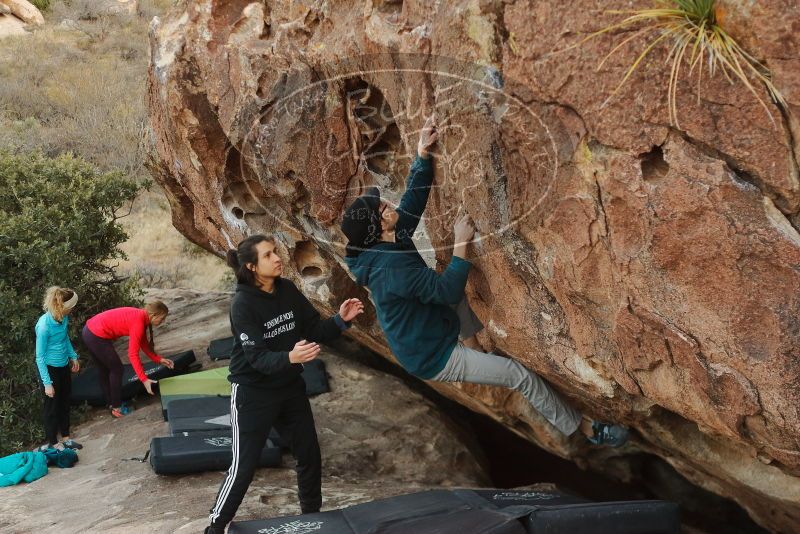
[149,434,280,475]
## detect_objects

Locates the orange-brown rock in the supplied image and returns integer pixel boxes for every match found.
[147,1,800,530]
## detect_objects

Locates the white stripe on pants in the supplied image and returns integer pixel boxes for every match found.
[209,382,240,523]
[430,343,582,435]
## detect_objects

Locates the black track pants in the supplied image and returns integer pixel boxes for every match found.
[208,383,322,527]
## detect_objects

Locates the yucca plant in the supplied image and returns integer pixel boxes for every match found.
[575,0,786,127]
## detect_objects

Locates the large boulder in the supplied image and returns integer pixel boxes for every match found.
[0,12,28,39]
[146,1,800,530]
[0,0,43,26]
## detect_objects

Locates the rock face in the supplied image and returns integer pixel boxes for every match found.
[146,1,800,531]
[0,14,27,38]
[0,288,487,533]
[0,0,43,39]
[0,0,44,26]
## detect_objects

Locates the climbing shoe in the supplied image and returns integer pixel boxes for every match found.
[62,439,83,450]
[110,405,131,418]
[204,524,226,534]
[588,421,630,447]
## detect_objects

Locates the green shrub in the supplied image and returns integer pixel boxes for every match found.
[29,0,51,10]
[0,151,143,455]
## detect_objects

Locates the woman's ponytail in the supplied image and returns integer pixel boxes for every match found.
[144,300,169,352]
[43,286,77,322]
[226,249,240,270]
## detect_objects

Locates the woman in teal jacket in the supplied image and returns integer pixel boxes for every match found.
[35,286,83,451]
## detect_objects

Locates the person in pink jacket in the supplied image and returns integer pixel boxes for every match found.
[81,301,173,417]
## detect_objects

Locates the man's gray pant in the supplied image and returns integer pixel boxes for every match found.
[431,299,583,436]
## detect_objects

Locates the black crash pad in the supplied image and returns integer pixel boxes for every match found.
[228,508,528,534]
[70,350,196,406]
[167,395,231,420]
[342,489,471,529]
[149,434,280,475]
[208,336,235,361]
[167,397,286,448]
[228,488,680,534]
[525,500,680,534]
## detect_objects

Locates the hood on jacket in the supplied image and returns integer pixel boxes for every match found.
[343,242,406,286]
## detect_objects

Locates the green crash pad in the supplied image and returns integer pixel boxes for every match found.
[160,367,231,418]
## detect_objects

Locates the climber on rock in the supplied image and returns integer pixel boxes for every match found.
[340,114,628,447]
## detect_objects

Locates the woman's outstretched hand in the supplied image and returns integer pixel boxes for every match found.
[339,298,365,322]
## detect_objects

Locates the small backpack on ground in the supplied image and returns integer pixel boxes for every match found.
[43,447,79,468]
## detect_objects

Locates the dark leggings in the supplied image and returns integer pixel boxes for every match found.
[42,364,71,445]
[82,324,123,408]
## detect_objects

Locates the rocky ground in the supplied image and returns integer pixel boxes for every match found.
[0,288,489,533]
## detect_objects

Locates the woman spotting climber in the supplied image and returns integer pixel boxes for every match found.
[204,234,364,533]
[341,114,628,446]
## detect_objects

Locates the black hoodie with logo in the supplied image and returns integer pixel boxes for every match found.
[227,279,349,395]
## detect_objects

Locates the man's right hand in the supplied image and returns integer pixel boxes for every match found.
[289,340,320,364]
[454,212,475,243]
[44,384,55,398]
